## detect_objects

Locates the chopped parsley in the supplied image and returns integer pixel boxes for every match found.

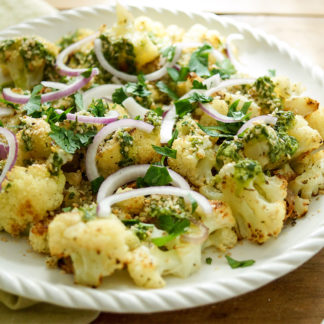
[89,99,106,117]
[0,98,19,109]
[168,129,179,147]
[162,45,176,62]
[49,124,96,154]
[225,255,255,269]
[24,84,43,117]
[212,59,236,80]
[197,124,234,138]
[206,257,212,265]
[91,176,104,193]
[80,205,97,222]
[188,44,212,77]
[212,100,251,136]
[175,92,213,117]
[192,80,207,90]
[112,87,128,104]
[74,91,84,111]
[117,130,134,167]
[156,81,179,101]
[167,66,189,82]
[136,164,172,187]
[81,68,93,78]
[152,215,190,247]
[62,207,72,212]
[152,145,177,159]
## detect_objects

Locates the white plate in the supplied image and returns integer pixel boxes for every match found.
[0,4,324,313]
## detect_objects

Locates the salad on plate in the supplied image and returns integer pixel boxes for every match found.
[0,4,323,288]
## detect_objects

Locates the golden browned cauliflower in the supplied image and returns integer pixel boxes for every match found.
[97,127,160,178]
[48,208,139,287]
[216,159,287,243]
[0,164,65,235]
[168,115,217,187]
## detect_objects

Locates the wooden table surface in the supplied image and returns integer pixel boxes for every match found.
[46,1,324,323]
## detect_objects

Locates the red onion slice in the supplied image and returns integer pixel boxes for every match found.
[0,128,17,189]
[237,115,277,135]
[41,81,68,90]
[122,97,149,119]
[0,107,15,117]
[199,102,240,123]
[160,105,176,144]
[205,78,256,97]
[56,31,100,76]
[97,186,212,217]
[86,119,154,181]
[181,218,209,244]
[96,164,190,203]
[0,143,9,160]
[83,84,121,109]
[55,109,119,124]
[94,38,181,82]
[3,68,99,104]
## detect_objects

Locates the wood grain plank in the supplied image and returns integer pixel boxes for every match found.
[45,0,324,16]
[93,249,324,324]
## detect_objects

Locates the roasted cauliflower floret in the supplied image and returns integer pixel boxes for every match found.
[284,96,319,117]
[0,36,58,90]
[48,208,138,287]
[0,164,65,236]
[241,124,298,170]
[287,115,322,159]
[289,150,324,199]
[305,106,324,139]
[216,159,287,243]
[29,217,52,254]
[16,116,52,165]
[168,115,217,187]
[128,242,202,289]
[97,127,160,178]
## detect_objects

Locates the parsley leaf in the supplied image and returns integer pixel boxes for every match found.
[198,124,234,138]
[122,219,140,226]
[49,124,96,154]
[0,98,19,109]
[188,195,198,213]
[136,165,172,188]
[188,44,212,77]
[152,217,190,247]
[24,84,43,117]
[91,176,104,193]
[125,82,151,98]
[212,59,236,80]
[225,255,255,269]
[89,99,106,117]
[81,68,93,78]
[192,80,207,90]
[175,92,213,117]
[112,87,128,104]
[44,107,70,124]
[154,107,164,117]
[74,91,84,111]
[167,66,189,82]
[156,81,179,101]
[152,144,177,159]
[162,45,176,62]
[143,165,172,186]
[215,100,252,136]
[168,129,178,147]
[62,207,72,212]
